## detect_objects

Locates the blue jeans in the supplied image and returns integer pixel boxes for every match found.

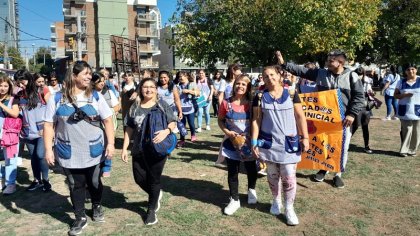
[384,94,398,117]
[102,159,112,173]
[25,138,49,181]
[197,104,211,128]
[0,145,19,186]
[181,113,196,141]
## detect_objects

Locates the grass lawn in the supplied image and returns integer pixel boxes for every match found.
[0,94,419,236]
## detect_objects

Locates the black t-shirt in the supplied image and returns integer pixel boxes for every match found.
[125,100,177,155]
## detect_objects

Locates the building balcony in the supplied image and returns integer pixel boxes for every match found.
[137,13,157,22]
[140,61,159,68]
[50,24,56,32]
[136,0,157,6]
[51,34,57,41]
[51,43,57,48]
[139,45,160,54]
[136,28,159,38]
[63,9,86,19]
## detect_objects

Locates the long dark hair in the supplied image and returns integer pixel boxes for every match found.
[389,65,397,76]
[14,69,40,110]
[157,70,174,92]
[63,61,93,103]
[226,63,241,83]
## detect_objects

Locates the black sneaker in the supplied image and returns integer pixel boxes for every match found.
[333,176,345,188]
[68,217,88,236]
[27,180,43,191]
[92,204,105,222]
[364,147,373,154]
[144,209,158,225]
[42,179,52,192]
[313,170,327,182]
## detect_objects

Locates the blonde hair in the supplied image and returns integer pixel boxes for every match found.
[231,74,252,101]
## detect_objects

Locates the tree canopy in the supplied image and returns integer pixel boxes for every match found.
[170,0,381,67]
[0,44,25,70]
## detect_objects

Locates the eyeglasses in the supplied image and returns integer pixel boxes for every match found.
[141,86,156,90]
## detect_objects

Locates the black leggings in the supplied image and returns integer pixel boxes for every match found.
[63,163,103,219]
[352,109,371,148]
[212,96,219,116]
[132,152,167,210]
[226,158,257,201]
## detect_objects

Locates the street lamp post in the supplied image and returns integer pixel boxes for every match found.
[32,43,36,68]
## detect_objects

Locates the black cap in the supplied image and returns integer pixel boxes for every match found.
[328,49,347,60]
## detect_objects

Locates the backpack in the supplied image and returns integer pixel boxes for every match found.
[140,101,177,158]
[0,97,22,157]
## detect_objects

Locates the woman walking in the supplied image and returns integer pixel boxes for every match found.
[177,71,199,147]
[382,65,400,120]
[15,70,51,192]
[0,76,21,194]
[91,72,120,177]
[218,74,257,215]
[394,64,419,157]
[121,78,177,225]
[44,61,115,236]
[352,67,374,154]
[251,65,309,225]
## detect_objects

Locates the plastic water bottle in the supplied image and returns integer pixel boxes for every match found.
[177,121,188,136]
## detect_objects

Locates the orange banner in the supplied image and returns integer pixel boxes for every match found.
[297,89,346,172]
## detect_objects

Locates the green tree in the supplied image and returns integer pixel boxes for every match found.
[170,0,381,67]
[372,0,420,64]
[0,44,25,70]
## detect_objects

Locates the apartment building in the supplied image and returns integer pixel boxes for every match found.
[0,0,19,49]
[50,22,66,60]
[61,0,160,71]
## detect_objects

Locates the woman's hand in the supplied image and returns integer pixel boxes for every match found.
[178,113,183,121]
[121,149,129,163]
[227,130,239,139]
[129,92,138,100]
[252,146,260,159]
[300,138,310,152]
[105,143,115,159]
[153,129,170,144]
[45,149,55,166]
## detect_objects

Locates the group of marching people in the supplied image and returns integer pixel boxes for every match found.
[0,49,418,235]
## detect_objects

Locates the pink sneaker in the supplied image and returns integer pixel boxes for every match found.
[191,135,197,142]
[177,140,185,148]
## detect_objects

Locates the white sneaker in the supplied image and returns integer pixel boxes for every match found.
[224,197,240,215]
[3,184,16,195]
[155,190,163,212]
[383,116,391,121]
[247,188,257,204]
[172,127,179,134]
[285,207,299,226]
[392,116,399,120]
[270,199,282,215]
[196,127,202,133]
[205,125,211,131]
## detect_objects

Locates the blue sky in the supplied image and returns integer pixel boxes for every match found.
[18,0,177,57]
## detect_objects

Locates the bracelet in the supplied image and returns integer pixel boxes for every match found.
[251,139,258,147]
[167,127,172,133]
